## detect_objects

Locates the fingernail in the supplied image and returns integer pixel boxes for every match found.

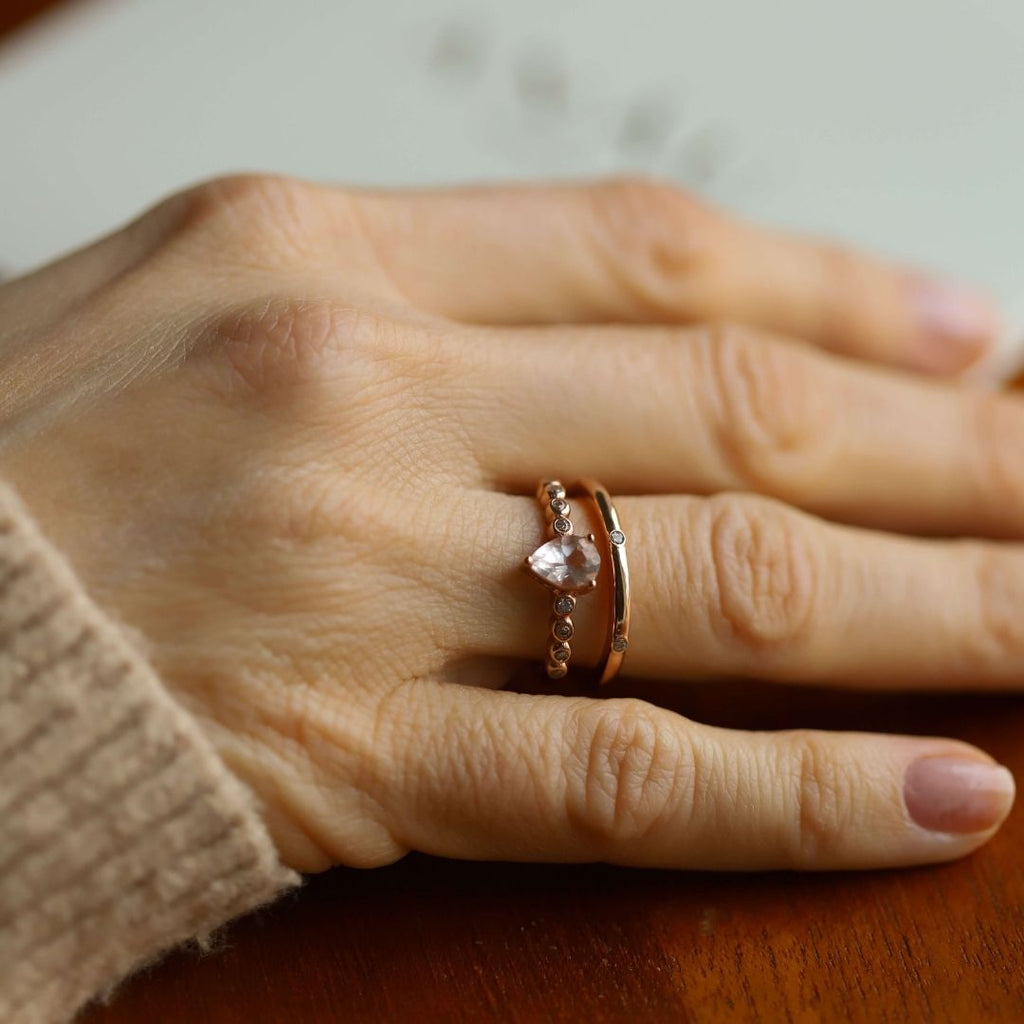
[904,756,1015,834]
[910,277,996,370]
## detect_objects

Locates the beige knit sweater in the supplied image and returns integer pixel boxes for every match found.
[0,484,299,1022]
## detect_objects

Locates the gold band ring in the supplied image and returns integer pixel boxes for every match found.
[572,479,630,685]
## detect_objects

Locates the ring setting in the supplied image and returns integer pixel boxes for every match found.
[523,481,600,678]
[523,478,630,683]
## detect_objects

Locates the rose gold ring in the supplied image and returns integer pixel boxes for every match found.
[523,480,601,679]
[572,479,630,685]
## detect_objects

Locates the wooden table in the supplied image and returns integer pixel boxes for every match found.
[4,5,1023,1021]
[0,0,66,39]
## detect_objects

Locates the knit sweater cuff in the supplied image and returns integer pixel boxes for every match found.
[0,485,299,1023]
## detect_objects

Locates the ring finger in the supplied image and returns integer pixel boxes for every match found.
[458,489,1024,690]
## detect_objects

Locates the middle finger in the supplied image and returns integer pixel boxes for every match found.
[457,321,1024,539]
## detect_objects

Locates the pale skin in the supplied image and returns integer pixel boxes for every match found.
[0,174,1019,876]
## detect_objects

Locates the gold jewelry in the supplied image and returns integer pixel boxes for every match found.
[523,480,600,679]
[573,479,630,684]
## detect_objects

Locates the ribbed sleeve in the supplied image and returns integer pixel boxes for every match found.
[0,485,299,1022]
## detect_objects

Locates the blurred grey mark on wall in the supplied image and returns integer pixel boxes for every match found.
[514,42,568,116]
[418,17,764,201]
[427,16,487,84]
[617,93,678,160]
[670,123,736,189]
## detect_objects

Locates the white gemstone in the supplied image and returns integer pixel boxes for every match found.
[528,536,601,591]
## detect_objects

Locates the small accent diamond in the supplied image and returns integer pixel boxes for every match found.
[609,530,625,546]
[553,516,572,535]
[554,595,576,616]
[550,497,569,514]
[553,620,573,640]
[612,636,628,653]
[551,644,571,663]
[546,482,566,500]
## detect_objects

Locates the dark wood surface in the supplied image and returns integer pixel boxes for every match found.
[0,0,68,39]
[4,4,1023,1021]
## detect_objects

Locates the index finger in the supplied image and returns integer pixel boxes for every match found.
[369,681,1013,871]
[352,178,996,375]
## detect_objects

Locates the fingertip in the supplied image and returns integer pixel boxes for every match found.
[962,306,1024,387]
[903,754,1015,837]
[774,733,1016,871]
[906,276,999,374]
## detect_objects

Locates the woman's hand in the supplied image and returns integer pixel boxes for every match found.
[0,175,1013,876]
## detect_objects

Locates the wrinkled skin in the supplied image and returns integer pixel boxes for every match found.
[0,174,1016,875]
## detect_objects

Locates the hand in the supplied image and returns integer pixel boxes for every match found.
[0,175,1013,875]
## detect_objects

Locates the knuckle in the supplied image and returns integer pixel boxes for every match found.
[785,731,851,865]
[970,545,1024,665]
[563,698,692,853]
[150,173,324,261]
[813,243,864,343]
[969,396,1024,521]
[586,177,714,319]
[700,322,831,494]
[206,296,387,395]
[704,495,820,656]
[177,172,309,226]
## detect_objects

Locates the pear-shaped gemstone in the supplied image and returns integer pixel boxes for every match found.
[527,536,601,591]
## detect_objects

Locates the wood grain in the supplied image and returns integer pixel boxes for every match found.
[4,2,1022,1019]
